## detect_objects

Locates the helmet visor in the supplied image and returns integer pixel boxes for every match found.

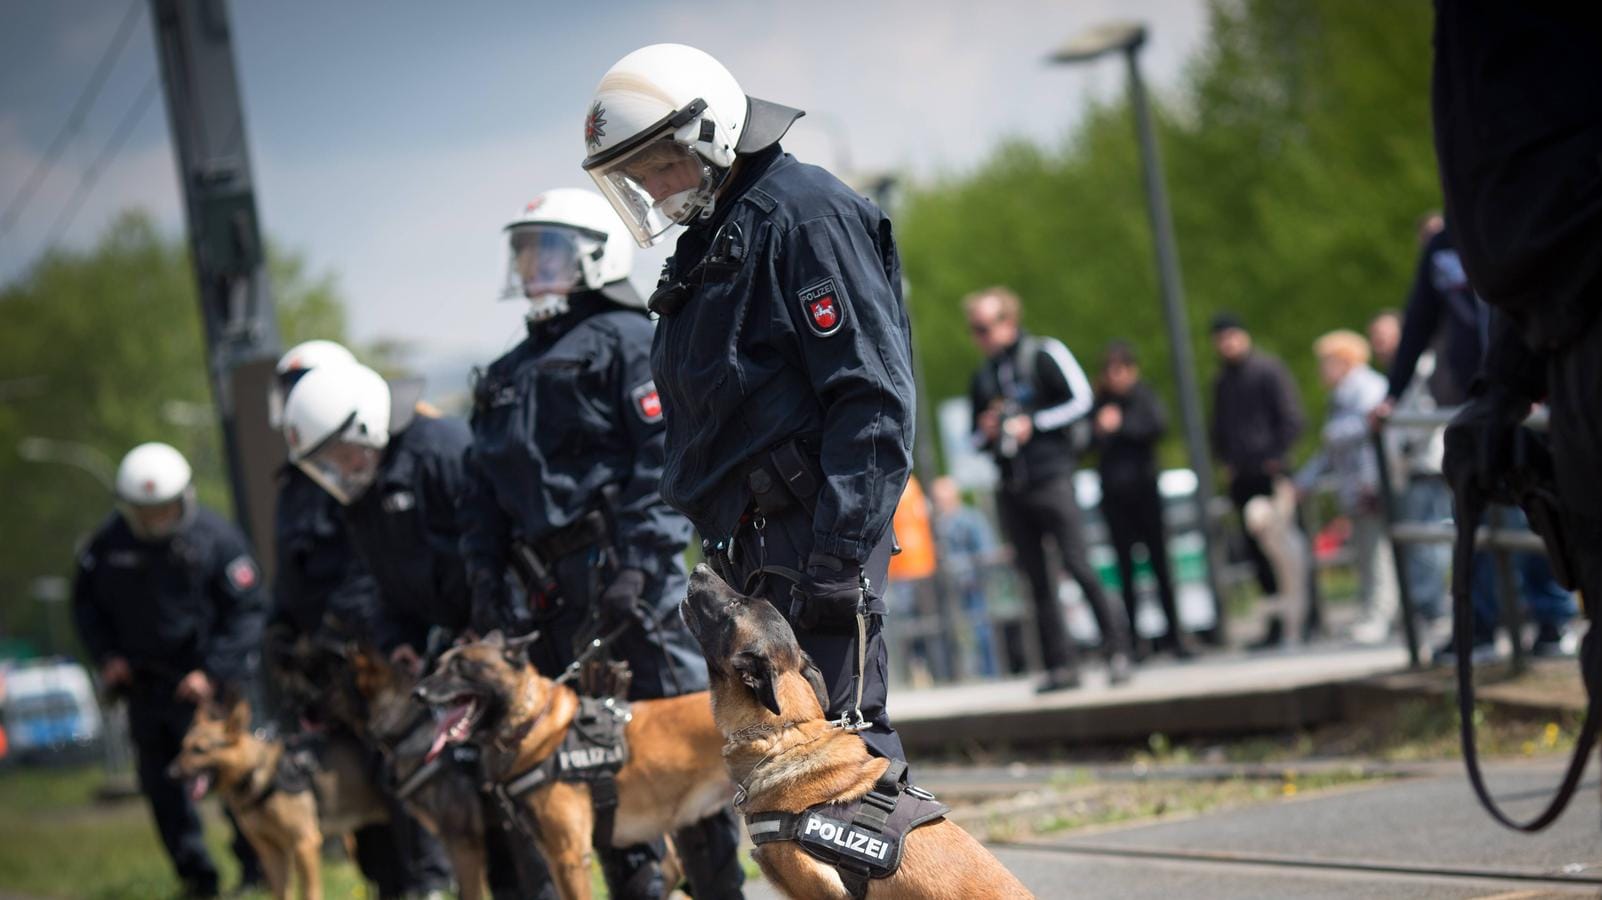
[500,226,588,300]
[587,138,710,247]
[295,439,381,505]
[117,488,196,542]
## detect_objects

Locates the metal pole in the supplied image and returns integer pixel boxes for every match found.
[1370,428,1423,668]
[149,0,282,561]
[1122,43,1228,641]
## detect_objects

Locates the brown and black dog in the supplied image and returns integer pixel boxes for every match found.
[416,631,731,900]
[347,646,491,900]
[170,698,388,900]
[679,564,1034,899]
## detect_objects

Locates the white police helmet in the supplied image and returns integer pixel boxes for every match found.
[269,339,357,428]
[114,442,196,540]
[499,188,640,321]
[582,43,803,247]
[281,362,391,505]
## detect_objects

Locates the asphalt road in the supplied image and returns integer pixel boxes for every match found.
[744,760,1602,898]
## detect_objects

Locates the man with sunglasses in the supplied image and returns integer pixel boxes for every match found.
[966,287,1134,692]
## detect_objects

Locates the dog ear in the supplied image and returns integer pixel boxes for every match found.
[799,652,830,716]
[483,629,506,648]
[225,696,251,735]
[734,653,782,716]
[503,630,540,666]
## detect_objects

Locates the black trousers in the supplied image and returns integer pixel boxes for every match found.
[352,740,453,898]
[1102,479,1182,646]
[128,692,261,894]
[1229,468,1280,595]
[997,475,1131,671]
[727,504,904,762]
[1546,308,1602,699]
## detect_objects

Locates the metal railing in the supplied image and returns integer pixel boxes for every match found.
[1371,407,1551,671]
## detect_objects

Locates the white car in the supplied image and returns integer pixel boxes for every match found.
[0,659,104,762]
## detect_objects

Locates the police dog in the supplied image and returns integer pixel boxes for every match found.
[170,698,387,900]
[416,631,731,900]
[679,564,1034,899]
[347,646,490,900]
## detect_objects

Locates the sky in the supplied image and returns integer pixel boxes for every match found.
[0,0,1211,399]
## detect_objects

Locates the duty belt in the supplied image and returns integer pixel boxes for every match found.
[745,760,948,899]
[509,510,610,605]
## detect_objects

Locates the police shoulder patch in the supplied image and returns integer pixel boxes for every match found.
[225,555,258,591]
[630,380,663,424]
[797,277,848,338]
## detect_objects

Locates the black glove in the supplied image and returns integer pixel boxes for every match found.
[1442,383,1535,505]
[790,552,865,633]
[599,568,648,630]
[469,572,532,638]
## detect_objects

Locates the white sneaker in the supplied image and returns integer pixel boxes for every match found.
[1350,617,1392,645]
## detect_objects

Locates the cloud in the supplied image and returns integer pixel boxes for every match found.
[0,116,181,280]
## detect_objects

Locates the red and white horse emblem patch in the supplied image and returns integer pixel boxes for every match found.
[631,381,663,424]
[798,278,847,337]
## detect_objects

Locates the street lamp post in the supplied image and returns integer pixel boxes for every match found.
[1049,22,1230,642]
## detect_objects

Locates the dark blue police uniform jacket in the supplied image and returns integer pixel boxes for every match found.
[72,506,266,689]
[652,146,916,565]
[461,291,706,697]
[650,146,915,759]
[342,414,474,653]
[272,466,379,639]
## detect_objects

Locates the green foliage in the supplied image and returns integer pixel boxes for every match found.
[898,0,1438,467]
[0,211,347,649]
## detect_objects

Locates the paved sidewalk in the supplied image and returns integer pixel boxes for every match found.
[746,760,1602,898]
[888,642,1412,751]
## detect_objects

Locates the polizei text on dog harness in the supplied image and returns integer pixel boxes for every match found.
[746,760,949,899]
[800,812,892,863]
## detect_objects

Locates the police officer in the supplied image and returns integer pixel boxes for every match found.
[71,442,266,898]
[266,341,452,900]
[459,187,741,899]
[583,44,917,761]
[281,362,545,899]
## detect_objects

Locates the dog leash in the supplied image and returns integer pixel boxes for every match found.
[1452,493,1600,831]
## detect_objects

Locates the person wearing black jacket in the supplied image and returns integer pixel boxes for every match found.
[458,188,737,900]
[72,442,266,898]
[1093,342,1190,659]
[266,342,452,900]
[281,362,543,900]
[1209,313,1306,644]
[1432,3,1602,662]
[584,44,916,766]
[966,288,1133,691]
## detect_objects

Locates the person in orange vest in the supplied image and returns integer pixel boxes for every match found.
[888,477,945,683]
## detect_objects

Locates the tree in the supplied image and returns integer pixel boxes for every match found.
[896,0,1438,468]
[0,211,348,648]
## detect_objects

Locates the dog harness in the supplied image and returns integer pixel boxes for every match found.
[745,760,950,899]
[489,695,632,847]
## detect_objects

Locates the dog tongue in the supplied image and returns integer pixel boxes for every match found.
[189,773,211,802]
[425,702,472,764]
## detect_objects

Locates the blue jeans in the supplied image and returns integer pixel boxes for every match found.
[1400,477,1451,620]
[959,583,998,679]
[1468,507,1577,642]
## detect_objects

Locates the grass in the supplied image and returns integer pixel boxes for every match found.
[974,767,1383,842]
[0,763,365,899]
[0,762,765,899]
